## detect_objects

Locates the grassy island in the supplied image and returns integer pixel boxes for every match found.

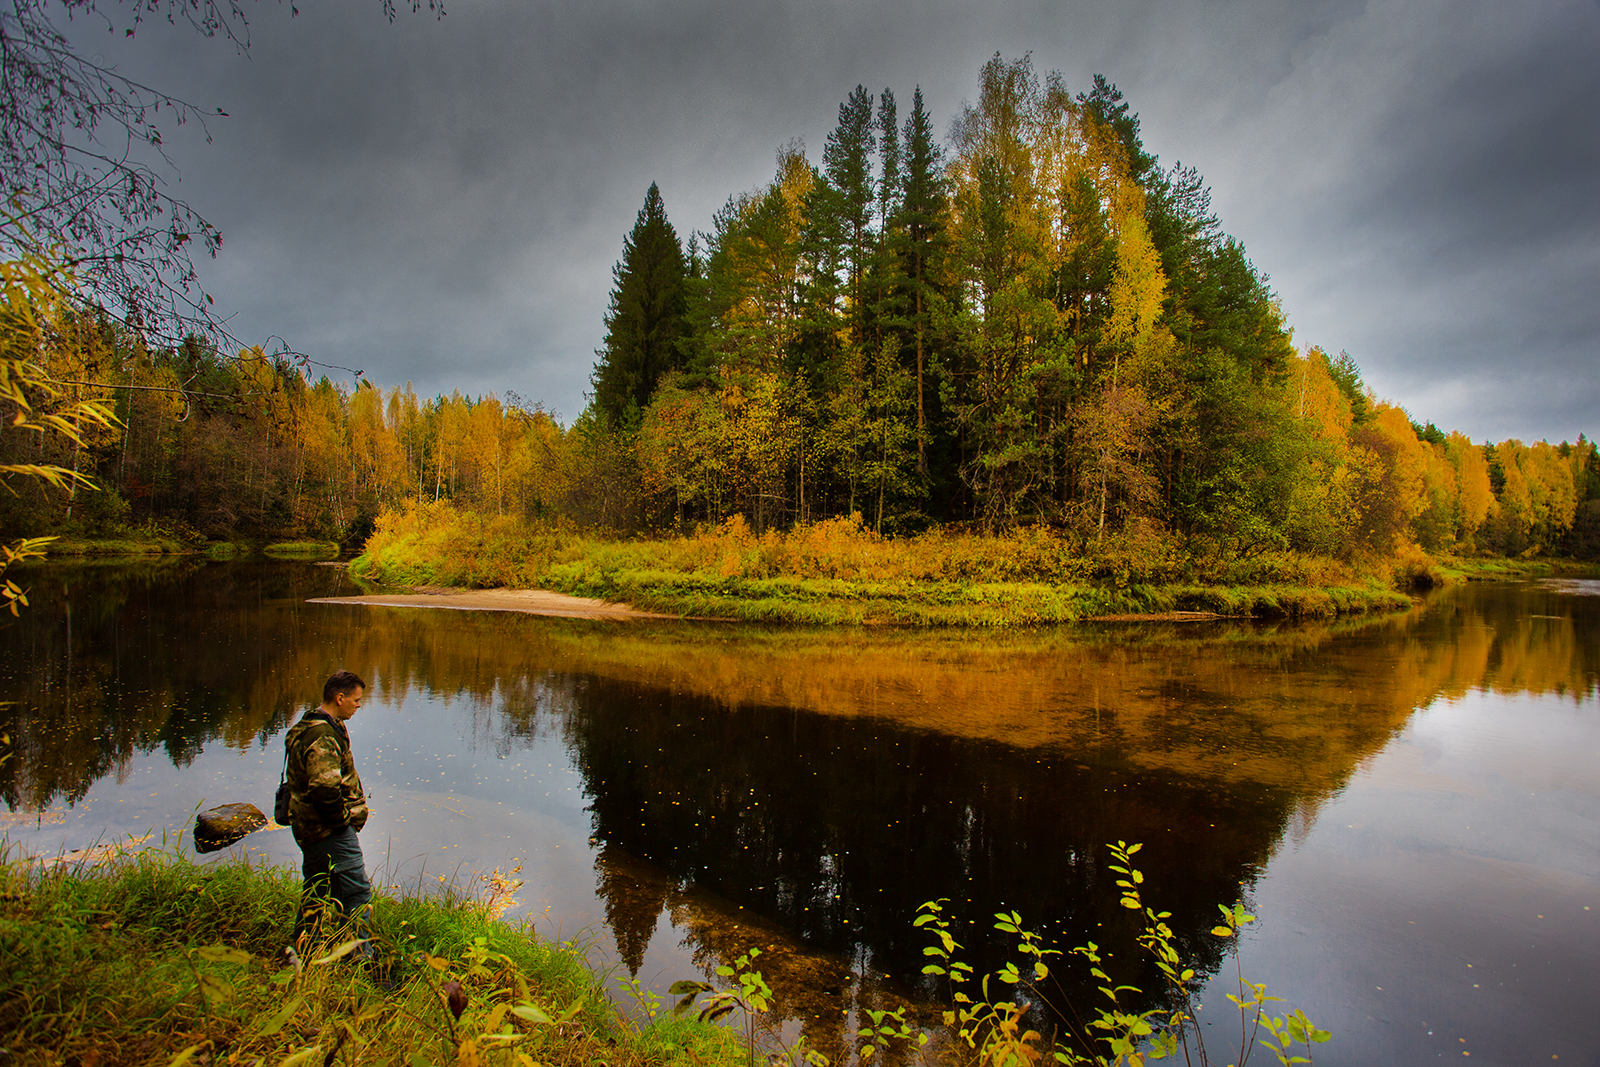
[349,504,1421,626]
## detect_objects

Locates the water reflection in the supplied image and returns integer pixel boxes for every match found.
[2,563,1597,1064]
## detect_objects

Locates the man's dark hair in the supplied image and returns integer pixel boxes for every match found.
[323,670,367,704]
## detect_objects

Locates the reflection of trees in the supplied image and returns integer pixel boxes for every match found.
[564,673,1267,1044]
[0,561,354,809]
[4,567,1597,1051]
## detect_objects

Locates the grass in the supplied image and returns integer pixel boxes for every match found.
[1432,552,1600,582]
[349,503,1413,626]
[0,841,739,1067]
[261,540,342,560]
[27,533,339,562]
[43,532,193,556]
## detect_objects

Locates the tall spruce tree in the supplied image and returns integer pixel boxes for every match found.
[899,86,945,475]
[591,183,690,427]
[822,86,877,346]
[870,88,908,349]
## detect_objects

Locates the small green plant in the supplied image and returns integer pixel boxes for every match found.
[917,842,1332,1067]
[672,946,926,1067]
[854,1005,929,1062]
[671,948,773,1067]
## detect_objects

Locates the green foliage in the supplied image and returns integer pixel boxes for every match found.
[261,540,342,560]
[672,947,926,1067]
[591,184,693,428]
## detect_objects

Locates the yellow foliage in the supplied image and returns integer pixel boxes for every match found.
[1105,210,1166,361]
[1347,403,1429,554]
[0,249,119,496]
[1447,431,1491,539]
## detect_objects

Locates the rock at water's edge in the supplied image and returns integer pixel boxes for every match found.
[194,802,268,854]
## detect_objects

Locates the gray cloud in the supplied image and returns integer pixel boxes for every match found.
[70,0,1599,440]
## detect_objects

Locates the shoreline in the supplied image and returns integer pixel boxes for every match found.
[308,587,692,621]
[309,585,1367,625]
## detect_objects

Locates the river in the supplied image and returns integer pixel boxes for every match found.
[2,560,1596,1065]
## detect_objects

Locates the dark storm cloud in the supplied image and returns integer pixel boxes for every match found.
[1129,0,1600,441]
[71,0,1598,441]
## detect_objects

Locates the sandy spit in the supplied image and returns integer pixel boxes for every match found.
[307,587,688,621]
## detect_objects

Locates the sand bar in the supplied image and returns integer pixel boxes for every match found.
[308,587,684,620]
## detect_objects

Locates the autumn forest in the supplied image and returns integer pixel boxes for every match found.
[3,56,1597,569]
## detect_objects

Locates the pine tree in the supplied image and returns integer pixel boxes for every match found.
[590,184,690,427]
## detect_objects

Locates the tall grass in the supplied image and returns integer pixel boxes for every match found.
[350,503,1412,624]
[0,842,738,1066]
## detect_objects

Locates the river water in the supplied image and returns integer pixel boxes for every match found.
[2,561,1596,1065]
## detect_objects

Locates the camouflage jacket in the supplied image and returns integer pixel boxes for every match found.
[284,711,368,844]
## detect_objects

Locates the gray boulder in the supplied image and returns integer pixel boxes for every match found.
[194,802,268,854]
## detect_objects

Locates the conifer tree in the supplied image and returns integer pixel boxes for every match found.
[591,184,690,427]
[899,87,945,475]
[822,86,877,346]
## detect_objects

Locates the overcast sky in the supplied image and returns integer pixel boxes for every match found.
[66,0,1599,443]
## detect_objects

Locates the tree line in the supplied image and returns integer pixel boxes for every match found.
[2,54,1597,561]
[579,54,1600,558]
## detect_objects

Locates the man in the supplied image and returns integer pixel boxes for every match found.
[285,669,373,951]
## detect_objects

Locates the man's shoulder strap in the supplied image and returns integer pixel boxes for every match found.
[289,712,348,755]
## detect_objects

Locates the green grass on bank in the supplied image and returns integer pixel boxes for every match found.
[260,540,341,560]
[46,532,194,556]
[539,568,1411,624]
[349,503,1416,625]
[0,843,738,1067]
[39,536,341,561]
[1432,553,1600,582]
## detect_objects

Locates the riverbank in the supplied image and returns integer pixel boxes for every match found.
[310,586,690,621]
[323,576,1410,626]
[0,842,737,1067]
[1434,553,1600,581]
[347,504,1415,626]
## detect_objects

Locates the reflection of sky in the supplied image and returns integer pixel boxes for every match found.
[1197,686,1600,1066]
[3,668,703,984]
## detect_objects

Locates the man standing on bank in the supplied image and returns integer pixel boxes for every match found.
[285,669,373,952]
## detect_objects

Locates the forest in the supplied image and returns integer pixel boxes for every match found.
[3,55,1597,572]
